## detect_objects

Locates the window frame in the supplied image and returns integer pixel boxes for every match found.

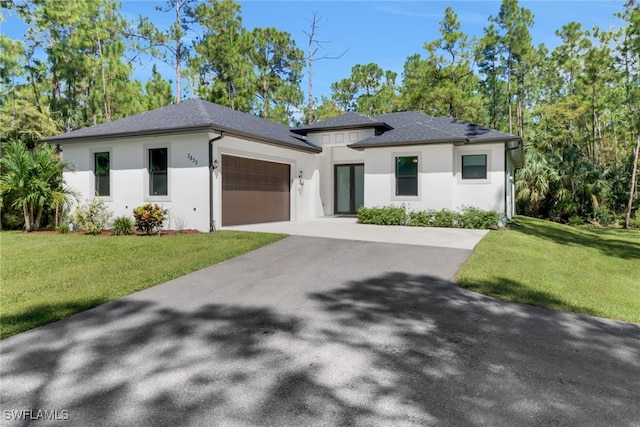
[461,154,488,180]
[456,149,492,184]
[392,153,421,200]
[145,145,171,201]
[92,149,112,200]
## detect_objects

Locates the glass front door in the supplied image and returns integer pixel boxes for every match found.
[335,164,364,214]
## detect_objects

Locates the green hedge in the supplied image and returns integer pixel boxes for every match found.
[357,205,408,225]
[357,205,501,229]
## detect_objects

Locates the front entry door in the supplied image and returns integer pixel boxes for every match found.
[335,164,364,214]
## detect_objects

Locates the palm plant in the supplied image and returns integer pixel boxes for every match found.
[516,146,561,217]
[0,141,77,231]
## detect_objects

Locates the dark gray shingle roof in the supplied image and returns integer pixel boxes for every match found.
[349,111,521,148]
[45,101,519,153]
[45,99,320,152]
[291,111,390,135]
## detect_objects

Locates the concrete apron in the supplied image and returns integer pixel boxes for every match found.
[222,217,488,250]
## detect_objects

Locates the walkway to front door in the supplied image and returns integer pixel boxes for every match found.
[335,164,364,214]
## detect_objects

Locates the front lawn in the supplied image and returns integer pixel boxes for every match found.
[0,231,285,339]
[456,216,640,323]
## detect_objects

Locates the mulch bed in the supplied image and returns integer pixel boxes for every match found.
[20,229,202,236]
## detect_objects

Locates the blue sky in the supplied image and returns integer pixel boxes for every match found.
[1,1,627,102]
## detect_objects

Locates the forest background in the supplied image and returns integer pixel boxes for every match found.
[1,0,638,229]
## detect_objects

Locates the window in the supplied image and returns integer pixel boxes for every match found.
[149,148,168,196]
[94,152,110,196]
[396,156,418,196]
[462,154,487,180]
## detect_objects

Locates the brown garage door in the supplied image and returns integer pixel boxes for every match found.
[222,155,290,226]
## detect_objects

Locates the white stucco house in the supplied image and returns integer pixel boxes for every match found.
[45,99,523,232]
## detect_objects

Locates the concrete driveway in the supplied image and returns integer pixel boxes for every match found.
[223,217,488,250]
[2,236,639,426]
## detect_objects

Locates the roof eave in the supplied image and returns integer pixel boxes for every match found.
[348,138,466,149]
[45,124,322,153]
[214,126,321,153]
[44,124,214,143]
[291,123,391,135]
[466,136,523,144]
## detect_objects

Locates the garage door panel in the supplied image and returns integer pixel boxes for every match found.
[222,155,290,226]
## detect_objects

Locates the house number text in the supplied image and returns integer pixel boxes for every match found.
[187,153,198,165]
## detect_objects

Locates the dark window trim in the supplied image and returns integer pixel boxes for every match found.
[94,151,110,197]
[334,163,365,214]
[395,155,418,196]
[149,147,168,196]
[461,154,487,180]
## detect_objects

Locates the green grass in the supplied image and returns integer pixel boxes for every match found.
[0,231,285,339]
[456,216,640,323]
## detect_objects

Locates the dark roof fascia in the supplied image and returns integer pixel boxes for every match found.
[348,138,466,149]
[44,125,213,143]
[348,136,522,150]
[46,124,322,153]
[217,127,322,153]
[291,122,392,135]
[470,136,522,144]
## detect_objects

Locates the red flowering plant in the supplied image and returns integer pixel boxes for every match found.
[133,203,167,234]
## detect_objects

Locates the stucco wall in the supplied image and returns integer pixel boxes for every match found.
[61,132,212,231]
[304,130,368,215]
[62,131,321,232]
[452,143,506,212]
[363,142,507,214]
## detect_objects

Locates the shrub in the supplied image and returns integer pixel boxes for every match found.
[172,214,188,232]
[459,206,500,229]
[431,209,459,228]
[112,216,134,235]
[73,198,113,234]
[56,223,70,234]
[568,215,583,227]
[408,210,431,227]
[592,207,619,227]
[630,211,640,229]
[359,205,499,229]
[0,207,24,230]
[133,203,167,234]
[357,205,408,225]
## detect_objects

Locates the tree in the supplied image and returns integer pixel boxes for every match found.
[0,99,60,149]
[617,0,640,228]
[303,11,348,124]
[331,63,399,116]
[0,141,75,231]
[14,0,135,129]
[190,0,255,112]
[133,0,197,104]
[248,27,305,123]
[402,7,482,121]
[144,64,174,110]
[0,18,25,100]
[475,24,508,129]
[489,0,535,136]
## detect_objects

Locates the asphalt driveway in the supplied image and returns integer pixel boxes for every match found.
[1,236,639,426]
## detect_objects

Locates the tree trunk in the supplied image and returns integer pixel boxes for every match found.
[34,204,44,231]
[624,131,640,229]
[23,205,32,232]
[175,0,182,104]
[507,55,513,134]
[97,30,111,122]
